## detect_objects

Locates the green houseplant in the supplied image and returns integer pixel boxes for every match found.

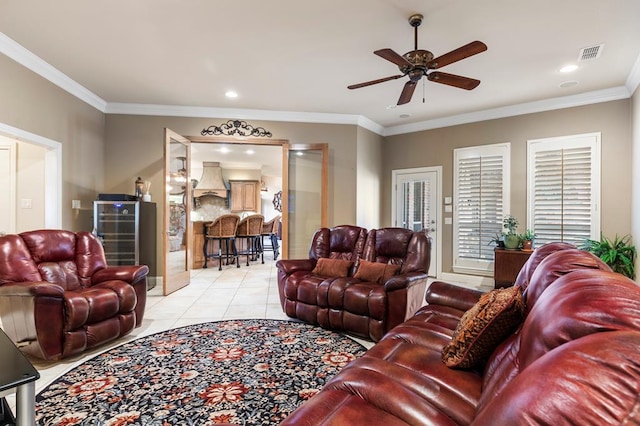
[502,215,520,250]
[519,229,536,251]
[580,234,637,280]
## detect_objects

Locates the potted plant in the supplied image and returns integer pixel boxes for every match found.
[580,234,637,280]
[502,215,520,250]
[520,229,536,251]
[488,232,506,249]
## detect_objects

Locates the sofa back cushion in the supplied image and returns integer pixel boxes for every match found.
[522,248,610,314]
[0,234,41,285]
[478,253,640,408]
[362,228,430,274]
[513,242,575,291]
[308,225,367,262]
[472,331,640,425]
[18,230,107,290]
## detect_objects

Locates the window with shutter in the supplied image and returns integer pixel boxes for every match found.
[453,143,510,275]
[527,133,600,246]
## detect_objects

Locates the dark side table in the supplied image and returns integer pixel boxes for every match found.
[0,328,39,426]
[494,248,533,288]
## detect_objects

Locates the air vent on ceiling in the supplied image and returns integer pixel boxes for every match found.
[578,44,604,62]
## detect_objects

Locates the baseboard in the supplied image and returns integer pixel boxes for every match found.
[438,272,494,292]
[147,276,159,291]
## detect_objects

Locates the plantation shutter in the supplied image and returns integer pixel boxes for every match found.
[454,143,510,274]
[528,134,600,246]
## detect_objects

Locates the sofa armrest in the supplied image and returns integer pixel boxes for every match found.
[275,259,317,275]
[425,280,484,312]
[92,265,149,285]
[383,271,427,291]
[0,281,65,298]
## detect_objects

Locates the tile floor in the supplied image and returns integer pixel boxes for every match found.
[5,251,377,413]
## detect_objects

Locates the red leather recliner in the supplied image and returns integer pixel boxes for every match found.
[0,230,148,360]
[277,225,431,341]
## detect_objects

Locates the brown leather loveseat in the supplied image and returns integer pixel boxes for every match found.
[276,225,430,342]
[282,242,640,425]
[0,229,148,360]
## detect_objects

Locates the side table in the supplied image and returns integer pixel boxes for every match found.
[0,328,39,426]
[493,248,533,288]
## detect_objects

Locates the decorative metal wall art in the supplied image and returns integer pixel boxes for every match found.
[201,120,272,137]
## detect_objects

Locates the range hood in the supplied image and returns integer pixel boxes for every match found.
[194,161,229,198]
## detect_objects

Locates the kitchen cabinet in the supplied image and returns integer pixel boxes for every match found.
[493,248,532,288]
[192,221,207,269]
[230,180,260,212]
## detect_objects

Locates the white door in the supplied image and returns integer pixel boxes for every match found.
[392,167,441,278]
[0,142,16,235]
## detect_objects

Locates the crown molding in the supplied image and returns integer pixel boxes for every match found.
[1,31,635,138]
[383,86,632,136]
[626,52,640,96]
[105,102,384,135]
[0,32,107,112]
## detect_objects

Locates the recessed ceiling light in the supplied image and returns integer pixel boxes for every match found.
[225,91,238,98]
[399,113,411,119]
[559,80,579,88]
[219,146,231,154]
[246,149,255,155]
[559,64,578,73]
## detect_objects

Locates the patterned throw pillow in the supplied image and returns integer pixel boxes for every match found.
[354,260,401,284]
[311,258,353,278]
[442,286,525,369]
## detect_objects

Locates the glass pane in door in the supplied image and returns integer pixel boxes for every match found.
[395,170,438,277]
[285,147,326,259]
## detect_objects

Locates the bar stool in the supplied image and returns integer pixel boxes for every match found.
[261,215,281,261]
[236,214,264,266]
[203,214,241,270]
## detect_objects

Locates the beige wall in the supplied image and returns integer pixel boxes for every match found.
[104,115,359,266]
[0,54,105,231]
[356,126,384,229]
[383,100,632,274]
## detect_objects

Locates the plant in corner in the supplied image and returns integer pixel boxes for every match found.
[580,234,637,280]
[502,215,520,250]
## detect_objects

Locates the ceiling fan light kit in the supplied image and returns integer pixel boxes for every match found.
[348,13,487,105]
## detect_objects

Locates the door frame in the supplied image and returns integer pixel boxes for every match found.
[0,122,62,230]
[391,166,442,278]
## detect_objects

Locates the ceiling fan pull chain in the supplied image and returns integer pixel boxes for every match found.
[423,78,426,103]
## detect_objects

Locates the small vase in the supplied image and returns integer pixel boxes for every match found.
[522,240,533,251]
[142,192,151,202]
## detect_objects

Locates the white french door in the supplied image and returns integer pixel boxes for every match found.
[392,167,441,278]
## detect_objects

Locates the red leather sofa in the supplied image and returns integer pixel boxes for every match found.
[282,243,640,425]
[0,230,148,360]
[276,225,431,342]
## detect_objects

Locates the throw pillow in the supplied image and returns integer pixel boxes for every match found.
[354,260,402,284]
[441,286,525,369]
[311,258,353,278]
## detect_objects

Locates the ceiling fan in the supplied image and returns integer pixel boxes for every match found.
[348,14,487,105]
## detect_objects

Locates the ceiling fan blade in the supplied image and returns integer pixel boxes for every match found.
[427,41,487,69]
[347,74,404,90]
[397,81,417,105]
[374,48,413,68]
[427,71,481,90]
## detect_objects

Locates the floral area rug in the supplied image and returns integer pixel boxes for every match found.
[35,319,367,425]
